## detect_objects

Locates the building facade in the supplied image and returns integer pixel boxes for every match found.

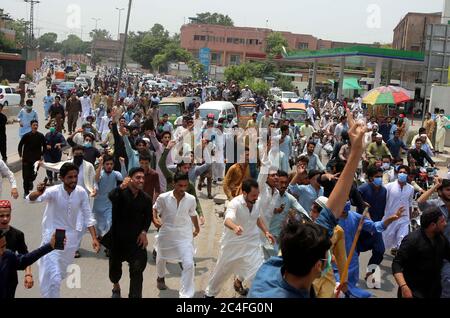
[180,23,370,67]
[92,33,125,64]
[393,12,441,51]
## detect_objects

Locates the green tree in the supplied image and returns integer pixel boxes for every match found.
[60,34,89,55]
[224,62,275,83]
[241,78,270,97]
[265,32,288,59]
[5,19,28,48]
[89,29,112,40]
[38,32,58,51]
[151,43,193,73]
[188,60,207,80]
[0,33,16,51]
[274,75,294,91]
[194,12,234,26]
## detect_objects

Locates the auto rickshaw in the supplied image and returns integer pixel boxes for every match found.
[281,102,307,127]
[236,102,258,128]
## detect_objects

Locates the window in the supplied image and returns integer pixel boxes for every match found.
[211,53,221,65]
[233,38,239,44]
[230,54,240,65]
[239,38,245,44]
[5,88,12,94]
[194,35,200,41]
[200,35,206,41]
[297,42,309,49]
[227,37,233,43]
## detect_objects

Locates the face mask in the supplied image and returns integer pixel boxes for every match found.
[49,127,56,133]
[314,138,320,143]
[320,250,332,277]
[26,106,32,112]
[84,142,92,148]
[391,120,395,124]
[382,163,390,170]
[373,177,383,187]
[398,173,408,183]
[84,128,91,133]
[73,155,83,166]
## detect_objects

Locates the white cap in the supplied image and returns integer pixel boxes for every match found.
[315,196,328,210]
[376,133,383,138]
[20,74,26,79]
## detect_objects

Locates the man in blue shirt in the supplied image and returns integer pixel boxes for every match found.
[387,129,409,159]
[357,166,389,286]
[288,170,324,213]
[43,90,54,121]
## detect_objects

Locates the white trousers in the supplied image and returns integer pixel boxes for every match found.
[213,162,225,180]
[436,129,446,152]
[156,254,195,298]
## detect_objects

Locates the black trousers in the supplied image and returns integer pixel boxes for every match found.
[22,162,37,195]
[109,248,147,298]
[0,134,6,161]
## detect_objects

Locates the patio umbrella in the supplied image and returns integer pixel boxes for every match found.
[363,85,413,105]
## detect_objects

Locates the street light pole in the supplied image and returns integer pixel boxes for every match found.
[117,0,132,95]
[116,7,125,41]
[91,17,101,31]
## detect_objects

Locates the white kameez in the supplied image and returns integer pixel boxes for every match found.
[26,185,96,298]
[205,195,264,297]
[153,191,197,298]
[382,181,414,250]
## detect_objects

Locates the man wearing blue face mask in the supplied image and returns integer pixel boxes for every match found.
[44,124,67,185]
[382,165,415,256]
[357,166,388,285]
[67,132,100,166]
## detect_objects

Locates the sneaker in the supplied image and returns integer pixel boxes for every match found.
[157,277,167,290]
[111,289,121,298]
[234,280,249,296]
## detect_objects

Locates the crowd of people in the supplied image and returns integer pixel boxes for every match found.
[2,63,450,300]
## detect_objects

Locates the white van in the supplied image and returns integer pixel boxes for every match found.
[198,101,237,121]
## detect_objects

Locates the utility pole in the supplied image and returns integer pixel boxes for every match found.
[80,25,85,41]
[117,0,132,93]
[92,17,101,31]
[24,0,40,46]
[116,7,125,41]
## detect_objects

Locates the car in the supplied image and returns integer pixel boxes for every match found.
[198,101,237,121]
[51,79,64,93]
[0,85,21,106]
[56,82,76,98]
[77,74,92,87]
[74,77,89,89]
[280,91,299,103]
[66,71,78,81]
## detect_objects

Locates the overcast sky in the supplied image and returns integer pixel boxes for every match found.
[3,0,444,43]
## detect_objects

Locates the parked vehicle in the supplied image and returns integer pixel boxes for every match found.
[158,97,194,124]
[51,79,64,93]
[281,102,307,127]
[236,102,257,128]
[198,101,237,121]
[0,85,21,106]
[56,82,76,98]
[74,77,89,89]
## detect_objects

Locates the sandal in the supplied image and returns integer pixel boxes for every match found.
[233,280,249,296]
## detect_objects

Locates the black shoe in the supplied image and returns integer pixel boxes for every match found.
[234,280,249,296]
[204,295,215,298]
[105,248,110,258]
[152,249,157,260]
[179,262,183,270]
[111,289,121,298]
[74,250,81,258]
[157,277,167,290]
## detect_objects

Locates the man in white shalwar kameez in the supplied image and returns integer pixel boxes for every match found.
[153,173,200,298]
[382,165,414,253]
[204,179,275,297]
[435,110,450,153]
[26,162,100,298]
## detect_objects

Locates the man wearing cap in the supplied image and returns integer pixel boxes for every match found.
[366,133,392,165]
[410,127,434,150]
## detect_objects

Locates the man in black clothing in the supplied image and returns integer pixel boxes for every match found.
[111,109,128,171]
[0,228,58,299]
[0,105,7,162]
[18,120,46,197]
[408,139,435,168]
[0,200,34,291]
[67,131,100,166]
[392,207,450,298]
[106,167,153,298]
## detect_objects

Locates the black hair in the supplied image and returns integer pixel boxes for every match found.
[60,162,79,178]
[139,154,151,162]
[398,165,410,174]
[418,127,426,134]
[420,207,444,229]
[161,131,171,139]
[367,166,383,179]
[136,139,147,146]
[129,167,145,178]
[280,125,289,132]
[307,141,316,148]
[438,179,450,192]
[173,172,189,183]
[308,169,322,180]
[341,131,349,141]
[280,220,331,277]
[30,119,38,125]
[162,113,169,117]
[72,145,84,153]
[26,99,33,106]
[277,170,289,178]
[242,178,258,194]
[102,154,114,163]
[298,155,309,164]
